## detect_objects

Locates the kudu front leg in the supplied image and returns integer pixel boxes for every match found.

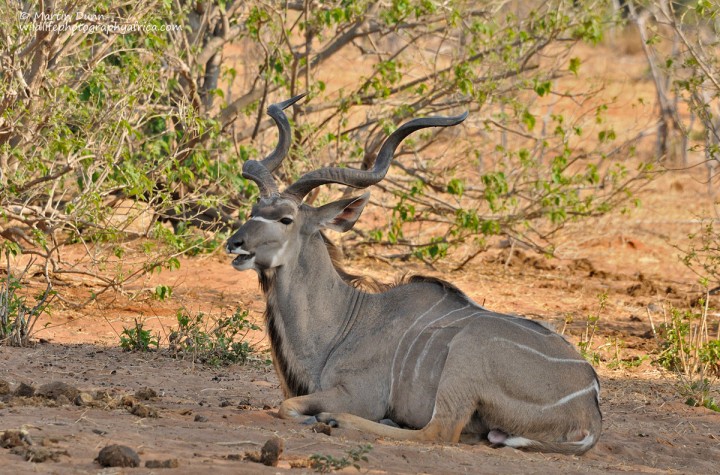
[315,371,479,443]
[279,390,455,442]
[278,388,350,424]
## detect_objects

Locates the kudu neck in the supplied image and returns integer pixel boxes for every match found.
[258,232,363,394]
[259,232,358,297]
[270,232,360,314]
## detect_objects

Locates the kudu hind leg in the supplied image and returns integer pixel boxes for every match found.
[314,410,471,443]
[417,371,484,442]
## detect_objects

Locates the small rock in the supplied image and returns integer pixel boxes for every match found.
[121,395,138,407]
[194,414,208,423]
[0,379,10,395]
[12,446,69,463]
[75,392,94,406]
[134,387,157,400]
[95,444,140,468]
[14,382,35,398]
[289,458,313,469]
[260,436,284,467]
[145,458,179,468]
[310,422,332,435]
[95,389,114,400]
[129,403,158,418]
[1,430,32,448]
[55,394,71,406]
[36,382,79,402]
[219,399,232,407]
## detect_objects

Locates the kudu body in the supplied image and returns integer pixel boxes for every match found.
[226,95,602,455]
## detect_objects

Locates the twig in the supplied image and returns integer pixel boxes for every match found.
[452,247,486,272]
[504,240,516,270]
[216,441,262,446]
[646,308,658,340]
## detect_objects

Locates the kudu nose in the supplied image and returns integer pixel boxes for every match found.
[226,237,244,253]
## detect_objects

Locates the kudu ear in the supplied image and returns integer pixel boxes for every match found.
[314,193,370,233]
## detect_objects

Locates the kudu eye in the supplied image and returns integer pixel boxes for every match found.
[279,217,294,225]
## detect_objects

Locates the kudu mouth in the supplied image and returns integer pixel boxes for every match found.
[230,248,255,270]
[226,234,255,269]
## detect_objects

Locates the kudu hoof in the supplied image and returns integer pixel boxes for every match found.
[315,413,339,428]
[379,418,400,428]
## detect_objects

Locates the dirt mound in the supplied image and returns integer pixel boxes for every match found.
[581,235,648,251]
[626,273,678,298]
[487,249,557,271]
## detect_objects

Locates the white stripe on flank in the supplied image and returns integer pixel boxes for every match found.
[410,310,477,381]
[491,338,588,364]
[389,293,450,401]
[396,306,469,382]
[482,313,556,336]
[541,380,600,411]
[490,337,599,412]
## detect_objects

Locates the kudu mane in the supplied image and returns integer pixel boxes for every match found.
[323,232,478,297]
[262,230,477,295]
[257,267,308,397]
[321,233,387,292]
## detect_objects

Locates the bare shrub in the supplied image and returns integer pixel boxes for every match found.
[0,0,656,325]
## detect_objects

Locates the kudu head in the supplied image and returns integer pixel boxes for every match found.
[226,94,467,272]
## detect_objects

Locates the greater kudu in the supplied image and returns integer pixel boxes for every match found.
[226,95,602,455]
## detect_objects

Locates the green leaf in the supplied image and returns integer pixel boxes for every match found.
[521,109,536,131]
[447,178,465,197]
[533,79,552,97]
[569,57,581,76]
